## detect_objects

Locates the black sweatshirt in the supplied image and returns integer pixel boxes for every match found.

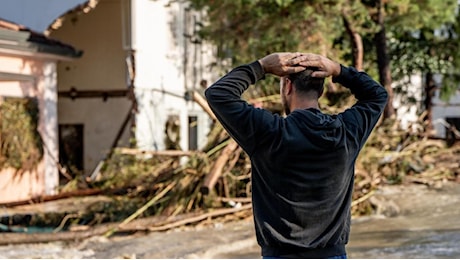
[205,61,388,258]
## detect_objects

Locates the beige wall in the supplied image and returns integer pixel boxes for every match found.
[53,0,127,90]
[50,0,132,174]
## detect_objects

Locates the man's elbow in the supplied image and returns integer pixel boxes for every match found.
[204,87,212,103]
[382,88,389,103]
[204,87,220,109]
[378,85,389,103]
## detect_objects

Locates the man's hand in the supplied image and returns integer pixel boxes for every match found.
[258,52,307,77]
[297,53,341,78]
[258,52,341,78]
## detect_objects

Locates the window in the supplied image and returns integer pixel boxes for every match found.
[445,117,460,146]
[188,116,198,150]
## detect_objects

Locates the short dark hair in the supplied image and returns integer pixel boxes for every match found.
[288,67,324,98]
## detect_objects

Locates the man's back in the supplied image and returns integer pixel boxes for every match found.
[205,53,388,258]
[249,108,357,258]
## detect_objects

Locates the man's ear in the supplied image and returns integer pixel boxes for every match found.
[286,78,294,95]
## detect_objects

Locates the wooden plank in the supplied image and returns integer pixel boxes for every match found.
[116,148,205,157]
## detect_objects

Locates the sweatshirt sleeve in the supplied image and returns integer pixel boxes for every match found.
[333,65,389,148]
[205,61,276,155]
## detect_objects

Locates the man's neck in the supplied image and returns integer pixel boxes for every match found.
[290,98,319,112]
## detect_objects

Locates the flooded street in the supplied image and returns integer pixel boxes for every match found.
[349,229,460,258]
[0,182,459,258]
[347,182,460,258]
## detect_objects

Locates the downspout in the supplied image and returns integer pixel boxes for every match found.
[123,0,137,147]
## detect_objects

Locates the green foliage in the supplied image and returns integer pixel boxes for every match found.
[385,0,457,31]
[189,0,460,103]
[437,8,460,101]
[359,0,457,82]
[387,1,459,101]
[389,30,452,79]
[190,0,343,64]
[189,0,345,97]
[0,98,43,171]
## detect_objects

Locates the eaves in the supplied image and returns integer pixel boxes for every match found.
[0,21,82,61]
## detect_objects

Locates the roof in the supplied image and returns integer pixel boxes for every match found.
[0,18,82,59]
[47,0,99,34]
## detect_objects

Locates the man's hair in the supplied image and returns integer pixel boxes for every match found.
[288,67,325,99]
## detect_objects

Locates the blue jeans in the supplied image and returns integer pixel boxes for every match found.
[263,255,347,259]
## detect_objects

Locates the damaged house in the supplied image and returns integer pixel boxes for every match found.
[0,18,82,202]
[0,0,216,203]
[2,0,458,205]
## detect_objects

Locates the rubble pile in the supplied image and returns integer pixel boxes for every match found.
[353,118,460,215]
[1,93,459,240]
[89,116,460,232]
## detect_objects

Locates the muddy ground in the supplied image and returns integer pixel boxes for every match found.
[0,181,459,258]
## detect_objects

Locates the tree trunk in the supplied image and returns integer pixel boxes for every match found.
[200,139,239,195]
[342,12,363,71]
[374,0,395,120]
[424,72,436,132]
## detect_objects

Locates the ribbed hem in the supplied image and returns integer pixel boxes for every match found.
[262,244,346,259]
[248,60,265,83]
[332,64,348,84]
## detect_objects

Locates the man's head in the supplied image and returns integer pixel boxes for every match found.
[280,67,325,115]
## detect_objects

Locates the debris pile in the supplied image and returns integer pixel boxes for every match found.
[1,93,459,240]
[353,118,460,215]
[87,115,459,232]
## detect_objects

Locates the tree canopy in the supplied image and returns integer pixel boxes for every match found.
[189,0,460,121]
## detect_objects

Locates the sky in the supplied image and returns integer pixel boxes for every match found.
[0,0,88,33]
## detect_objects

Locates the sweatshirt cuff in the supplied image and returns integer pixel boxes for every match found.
[332,64,353,85]
[248,60,266,83]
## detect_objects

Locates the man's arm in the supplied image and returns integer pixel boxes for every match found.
[332,65,388,147]
[298,52,388,146]
[205,53,307,155]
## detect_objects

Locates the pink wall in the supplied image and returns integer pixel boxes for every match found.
[0,162,45,203]
[0,55,59,203]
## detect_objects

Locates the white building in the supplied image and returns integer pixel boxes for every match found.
[393,73,460,140]
[48,0,216,175]
[431,75,460,140]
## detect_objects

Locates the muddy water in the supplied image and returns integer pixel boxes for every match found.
[346,182,460,259]
[0,182,459,258]
[349,229,460,258]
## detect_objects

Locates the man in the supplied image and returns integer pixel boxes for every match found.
[205,52,388,258]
